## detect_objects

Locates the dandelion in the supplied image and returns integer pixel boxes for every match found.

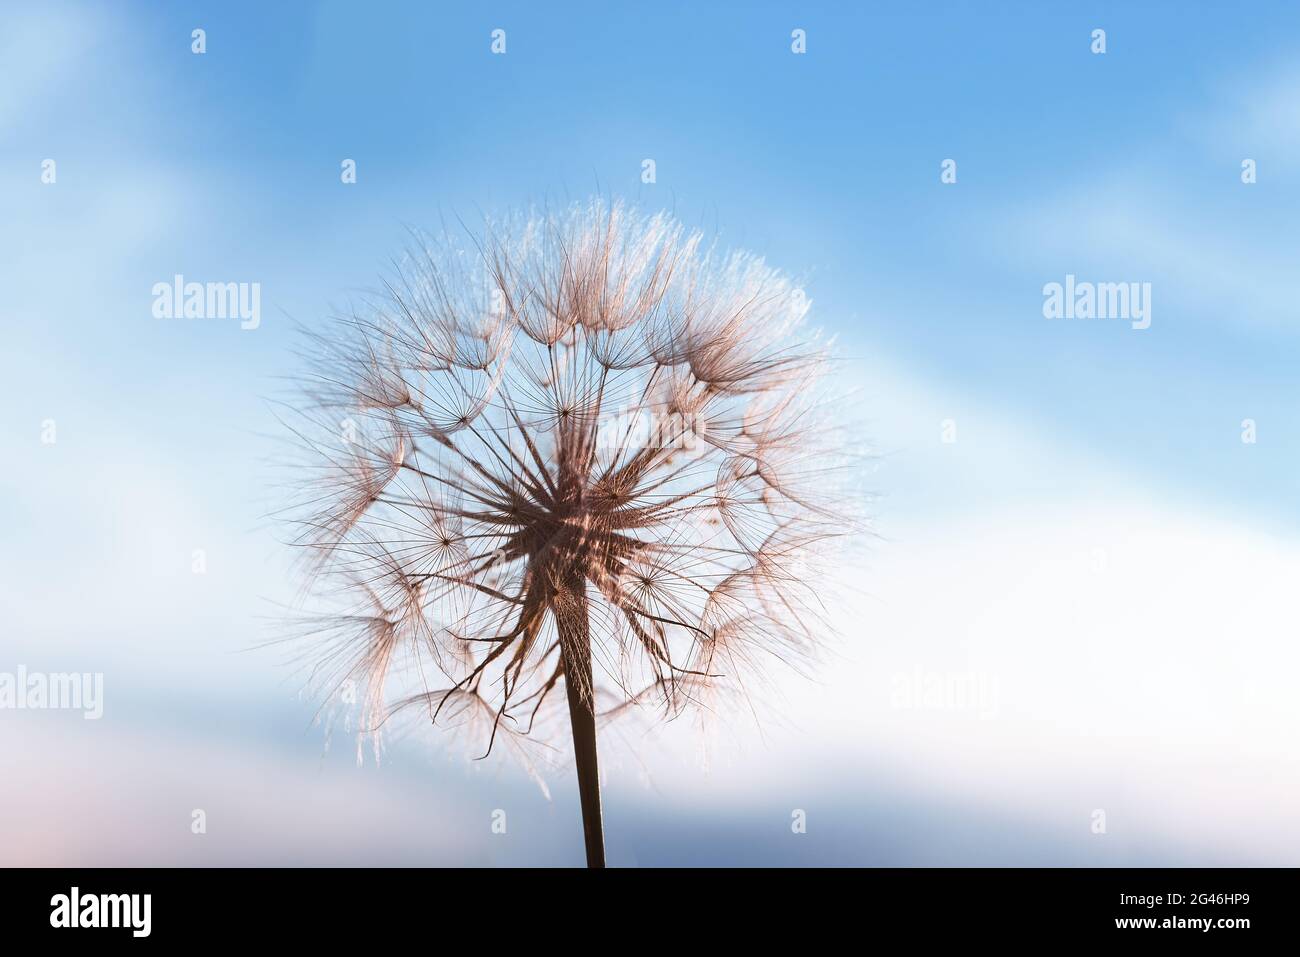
[284,199,853,867]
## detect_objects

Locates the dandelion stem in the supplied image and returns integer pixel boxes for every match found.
[558,581,605,868]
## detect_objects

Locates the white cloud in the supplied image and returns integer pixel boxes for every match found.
[615,356,1300,863]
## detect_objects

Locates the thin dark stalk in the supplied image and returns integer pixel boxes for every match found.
[559,585,605,868]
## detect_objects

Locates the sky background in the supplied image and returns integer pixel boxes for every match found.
[2,0,1299,865]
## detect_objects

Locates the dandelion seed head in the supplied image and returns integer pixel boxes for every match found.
[284,199,858,766]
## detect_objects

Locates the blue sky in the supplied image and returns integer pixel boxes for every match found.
[2,1,1299,865]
